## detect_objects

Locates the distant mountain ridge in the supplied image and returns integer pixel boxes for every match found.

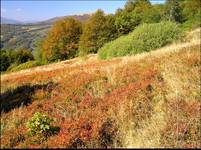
[1,14,91,25]
[1,13,91,50]
[1,17,23,24]
[36,14,91,25]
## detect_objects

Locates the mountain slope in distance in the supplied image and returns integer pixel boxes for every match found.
[1,17,23,24]
[36,14,91,25]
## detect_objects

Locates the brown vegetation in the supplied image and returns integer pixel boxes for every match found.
[0,29,200,148]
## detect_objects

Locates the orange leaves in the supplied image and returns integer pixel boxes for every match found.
[0,56,159,148]
[1,43,200,148]
[42,17,82,61]
[161,99,201,148]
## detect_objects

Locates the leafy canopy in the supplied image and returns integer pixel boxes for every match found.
[79,9,117,56]
[42,17,82,62]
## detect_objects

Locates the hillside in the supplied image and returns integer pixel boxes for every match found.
[0,14,90,50]
[37,14,91,25]
[1,24,51,50]
[0,28,200,148]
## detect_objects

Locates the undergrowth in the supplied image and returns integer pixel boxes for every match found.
[0,29,200,148]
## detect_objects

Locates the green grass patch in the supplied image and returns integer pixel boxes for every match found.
[6,61,41,73]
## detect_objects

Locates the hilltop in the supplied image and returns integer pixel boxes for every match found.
[37,14,91,25]
[1,28,200,148]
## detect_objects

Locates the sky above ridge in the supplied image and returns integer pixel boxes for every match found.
[1,0,165,22]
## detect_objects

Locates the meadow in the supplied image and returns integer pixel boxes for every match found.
[0,28,200,148]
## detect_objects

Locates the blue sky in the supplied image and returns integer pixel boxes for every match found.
[1,0,165,22]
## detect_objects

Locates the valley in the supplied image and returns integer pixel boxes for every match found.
[0,14,90,50]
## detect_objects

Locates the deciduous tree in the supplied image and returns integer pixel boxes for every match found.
[165,0,182,22]
[79,10,117,56]
[42,17,82,62]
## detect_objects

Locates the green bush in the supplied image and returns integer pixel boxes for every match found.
[180,10,201,31]
[14,48,34,64]
[98,21,182,60]
[33,39,47,65]
[0,50,11,72]
[26,112,54,136]
[7,61,41,72]
[1,49,35,72]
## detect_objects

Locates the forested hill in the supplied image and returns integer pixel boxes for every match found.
[0,14,90,51]
[37,14,91,25]
[1,24,51,51]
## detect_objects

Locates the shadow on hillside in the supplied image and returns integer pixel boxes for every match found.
[0,82,56,113]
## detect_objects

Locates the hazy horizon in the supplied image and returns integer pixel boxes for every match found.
[1,0,165,23]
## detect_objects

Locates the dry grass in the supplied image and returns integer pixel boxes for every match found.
[1,28,200,82]
[0,28,200,148]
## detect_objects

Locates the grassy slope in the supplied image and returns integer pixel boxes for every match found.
[0,29,200,148]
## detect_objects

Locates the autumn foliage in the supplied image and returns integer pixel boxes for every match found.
[42,17,82,62]
[1,39,200,148]
[0,0,200,148]
[79,10,117,56]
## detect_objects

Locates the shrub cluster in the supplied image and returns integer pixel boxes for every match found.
[0,48,34,72]
[98,21,182,59]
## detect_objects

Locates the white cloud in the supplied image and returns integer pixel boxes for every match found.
[16,8,22,12]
